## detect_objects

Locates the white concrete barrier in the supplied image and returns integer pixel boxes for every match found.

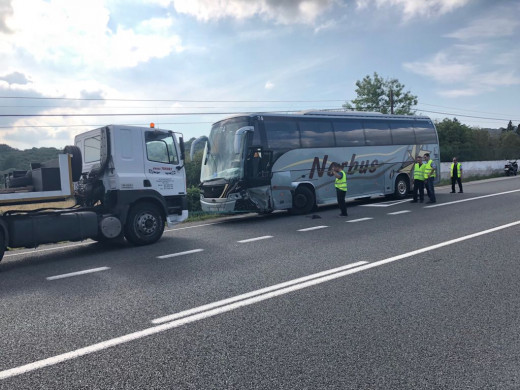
[440,160,511,178]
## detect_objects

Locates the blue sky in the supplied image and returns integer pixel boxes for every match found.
[0,0,519,149]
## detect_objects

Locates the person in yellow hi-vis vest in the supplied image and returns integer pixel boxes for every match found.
[330,162,348,216]
[450,157,463,193]
[410,155,426,203]
[423,152,437,203]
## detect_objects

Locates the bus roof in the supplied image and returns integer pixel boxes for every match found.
[213,110,432,125]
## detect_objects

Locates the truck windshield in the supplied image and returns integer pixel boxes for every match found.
[200,118,248,182]
[145,131,179,164]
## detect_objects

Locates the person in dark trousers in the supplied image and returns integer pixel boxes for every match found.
[450,157,463,193]
[423,153,436,203]
[330,162,348,216]
[410,155,425,203]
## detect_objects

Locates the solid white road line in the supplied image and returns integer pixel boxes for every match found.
[3,242,94,258]
[2,220,520,380]
[388,210,411,215]
[152,260,369,324]
[156,249,204,259]
[425,189,520,208]
[347,218,373,223]
[46,267,110,281]
[237,236,273,243]
[297,226,328,232]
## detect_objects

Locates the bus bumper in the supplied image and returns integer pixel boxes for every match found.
[200,198,237,213]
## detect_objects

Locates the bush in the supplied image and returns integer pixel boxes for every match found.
[187,186,201,212]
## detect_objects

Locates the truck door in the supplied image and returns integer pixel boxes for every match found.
[143,130,185,197]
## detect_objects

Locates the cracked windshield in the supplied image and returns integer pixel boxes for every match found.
[200,118,248,182]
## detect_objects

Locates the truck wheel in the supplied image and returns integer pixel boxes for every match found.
[124,202,165,246]
[0,230,5,263]
[63,145,83,182]
[394,175,410,199]
[290,186,315,215]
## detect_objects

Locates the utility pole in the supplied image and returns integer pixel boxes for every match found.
[390,89,394,114]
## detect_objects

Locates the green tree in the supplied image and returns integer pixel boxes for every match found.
[436,118,474,161]
[343,72,418,115]
[499,131,520,159]
[506,120,514,132]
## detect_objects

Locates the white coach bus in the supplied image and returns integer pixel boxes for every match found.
[191,111,440,214]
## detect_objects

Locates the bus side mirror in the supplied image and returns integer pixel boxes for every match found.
[233,126,254,155]
[190,136,209,160]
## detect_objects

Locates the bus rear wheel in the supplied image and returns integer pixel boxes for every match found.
[394,175,410,199]
[290,186,315,215]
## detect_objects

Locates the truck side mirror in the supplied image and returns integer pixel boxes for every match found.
[179,137,185,161]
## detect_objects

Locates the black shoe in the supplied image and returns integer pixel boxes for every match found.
[450,191,455,193]
[459,191,463,193]
[410,200,417,203]
[339,213,348,217]
[420,200,424,203]
[427,200,436,204]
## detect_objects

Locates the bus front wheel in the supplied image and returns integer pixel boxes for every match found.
[394,175,410,199]
[290,186,315,215]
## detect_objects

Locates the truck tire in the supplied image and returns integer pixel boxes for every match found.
[63,145,83,182]
[124,202,165,246]
[0,230,5,263]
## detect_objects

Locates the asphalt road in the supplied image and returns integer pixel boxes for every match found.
[1,177,520,389]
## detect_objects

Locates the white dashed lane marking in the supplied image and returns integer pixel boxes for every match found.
[237,236,273,243]
[46,267,110,281]
[157,249,204,259]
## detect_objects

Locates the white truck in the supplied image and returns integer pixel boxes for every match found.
[0,124,188,262]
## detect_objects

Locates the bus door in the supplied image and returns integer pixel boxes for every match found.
[245,148,272,187]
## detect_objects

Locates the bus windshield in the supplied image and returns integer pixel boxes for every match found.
[200,117,249,182]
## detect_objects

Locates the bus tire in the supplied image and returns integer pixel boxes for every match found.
[290,186,315,215]
[124,202,165,246]
[394,175,410,198]
[63,145,83,182]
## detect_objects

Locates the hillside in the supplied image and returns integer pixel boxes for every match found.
[0,144,61,183]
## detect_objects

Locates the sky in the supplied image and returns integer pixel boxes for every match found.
[0,0,519,150]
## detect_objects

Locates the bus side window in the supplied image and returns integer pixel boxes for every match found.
[299,120,334,148]
[363,120,392,146]
[390,121,416,145]
[264,118,300,149]
[414,120,437,144]
[332,120,365,147]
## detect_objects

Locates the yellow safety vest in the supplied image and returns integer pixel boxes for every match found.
[335,171,347,191]
[413,163,424,181]
[424,159,436,179]
[450,163,461,177]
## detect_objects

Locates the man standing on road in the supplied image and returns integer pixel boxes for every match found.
[410,155,425,203]
[450,157,463,193]
[423,153,437,203]
[330,162,348,216]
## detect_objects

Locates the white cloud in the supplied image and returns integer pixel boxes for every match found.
[404,52,475,84]
[356,0,470,19]
[170,0,336,25]
[264,81,274,89]
[445,16,520,40]
[0,0,183,69]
